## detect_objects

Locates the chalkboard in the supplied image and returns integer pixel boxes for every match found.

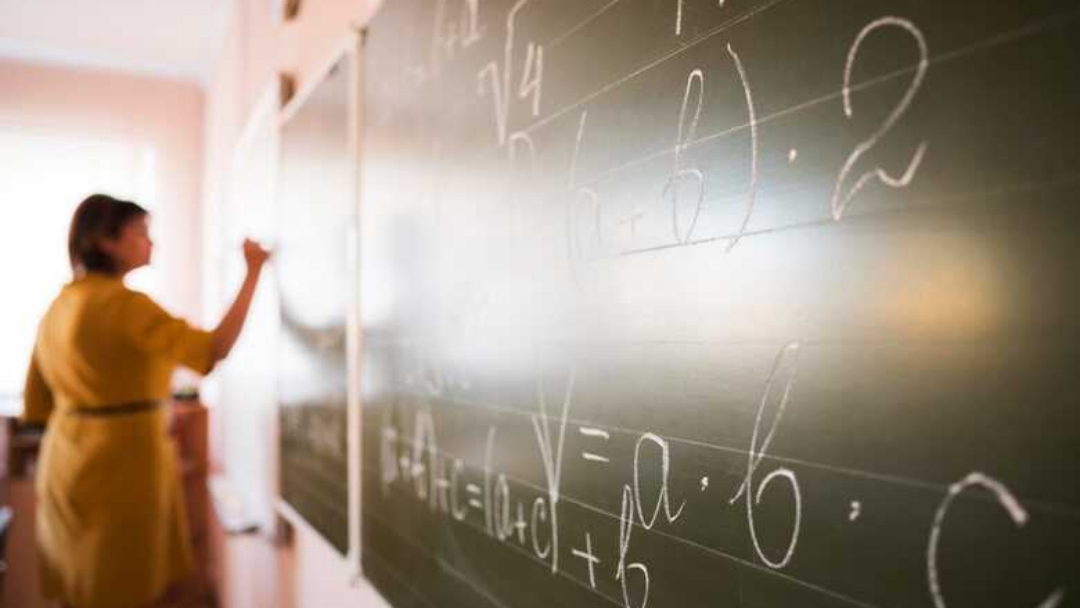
[277,52,356,555]
[359,1,1080,608]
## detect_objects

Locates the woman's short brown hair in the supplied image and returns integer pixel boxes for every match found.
[68,194,148,275]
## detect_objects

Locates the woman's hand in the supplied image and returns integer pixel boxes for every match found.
[214,238,272,363]
[243,238,271,273]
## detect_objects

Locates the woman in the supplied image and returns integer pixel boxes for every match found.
[22,194,270,608]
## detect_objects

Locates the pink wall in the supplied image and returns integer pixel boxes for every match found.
[203,1,388,608]
[0,59,205,320]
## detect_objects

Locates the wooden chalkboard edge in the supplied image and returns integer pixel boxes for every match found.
[279,31,363,127]
[270,0,302,25]
[277,73,297,110]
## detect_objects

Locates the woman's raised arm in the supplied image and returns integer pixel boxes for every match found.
[212,239,271,362]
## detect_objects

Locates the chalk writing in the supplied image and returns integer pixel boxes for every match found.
[478,0,544,144]
[572,532,602,589]
[616,484,650,608]
[928,472,1067,608]
[732,342,802,569]
[530,368,576,573]
[363,2,1078,608]
[832,17,928,221]
[664,69,706,244]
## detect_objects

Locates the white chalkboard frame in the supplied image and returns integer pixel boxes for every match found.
[274,31,364,572]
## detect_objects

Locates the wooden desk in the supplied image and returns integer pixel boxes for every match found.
[1,418,43,480]
[168,399,214,606]
[0,506,11,600]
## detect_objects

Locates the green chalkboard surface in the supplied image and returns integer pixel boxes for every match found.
[359,1,1079,607]
[277,56,353,555]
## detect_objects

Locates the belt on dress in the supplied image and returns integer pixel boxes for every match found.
[68,401,163,417]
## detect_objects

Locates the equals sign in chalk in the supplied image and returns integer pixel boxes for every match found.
[579,427,611,463]
[466,483,484,509]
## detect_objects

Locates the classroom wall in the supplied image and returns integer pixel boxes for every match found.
[201,1,387,607]
[0,58,205,320]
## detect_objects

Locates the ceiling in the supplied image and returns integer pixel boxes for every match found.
[0,0,234,85]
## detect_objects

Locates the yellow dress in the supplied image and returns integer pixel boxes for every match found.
[22,273,215,608]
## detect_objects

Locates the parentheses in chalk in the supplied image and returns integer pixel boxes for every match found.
[507,131,538,246]
[449,458,468,521]
[566,110,600,268]
[493,473,513,540]
[723,42,759,253]
[530,496,551,559]
[529,367,575,574]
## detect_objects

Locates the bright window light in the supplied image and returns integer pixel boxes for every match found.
[0,126,157,415]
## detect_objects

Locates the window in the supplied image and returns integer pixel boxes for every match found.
[0,127,157,415]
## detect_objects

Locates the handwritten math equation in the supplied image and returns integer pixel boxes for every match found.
[372,342,1068,608]
[363,1,1079,607]
[401,0,932,262]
